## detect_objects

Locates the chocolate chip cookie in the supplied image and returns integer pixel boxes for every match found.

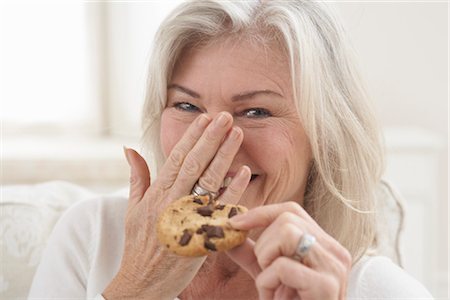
[157,194,248,256]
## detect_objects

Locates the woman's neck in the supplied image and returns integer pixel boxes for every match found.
[178,253,257,300]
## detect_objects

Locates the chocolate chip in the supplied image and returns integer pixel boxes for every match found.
[179,229,192,246]
[171,209,179,213]
[193,197,203,205]
[196,204,214,217]
[215,204,225,210]
[228,207,238,218]
[196,228,204,234]
[204,240,217,251]
[201,225,224,238]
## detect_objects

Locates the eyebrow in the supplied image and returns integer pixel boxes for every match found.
[231,90,283,102]
[167,84,201,98]
[167,83,283,101]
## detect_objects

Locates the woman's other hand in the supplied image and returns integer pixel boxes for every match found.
[227,202,352,300]
[103,112,250,300]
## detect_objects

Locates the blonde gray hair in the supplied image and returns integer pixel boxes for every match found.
[141,0,384,262]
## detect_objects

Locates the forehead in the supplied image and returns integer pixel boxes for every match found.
[171,37,291,93]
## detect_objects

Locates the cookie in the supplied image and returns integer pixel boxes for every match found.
[157,194,248,256]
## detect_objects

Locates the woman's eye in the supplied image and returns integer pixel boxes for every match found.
[241,108,272,118]
[173,102,200,112]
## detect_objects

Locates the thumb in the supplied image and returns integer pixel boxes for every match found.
[123,146,151,206]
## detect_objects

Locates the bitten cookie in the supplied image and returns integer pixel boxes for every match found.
[157,194,248,256]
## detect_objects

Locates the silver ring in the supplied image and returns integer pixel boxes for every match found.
[191,182,218,200]
[293,233,316,261]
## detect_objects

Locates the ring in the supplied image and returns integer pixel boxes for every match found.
[293,233,316,261]
[191,182,218,200]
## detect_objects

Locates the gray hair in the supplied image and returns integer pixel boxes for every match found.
[141,0,385,262]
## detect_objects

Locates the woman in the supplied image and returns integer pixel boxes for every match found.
[29,0,433,299]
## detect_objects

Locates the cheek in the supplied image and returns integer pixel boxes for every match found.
[244,126,310,171]
[243,124,312,199]
[160,110,190,158]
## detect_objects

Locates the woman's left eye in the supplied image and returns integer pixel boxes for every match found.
[240,108,272,118]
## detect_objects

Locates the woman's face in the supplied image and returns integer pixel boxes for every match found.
[161,39,312,208]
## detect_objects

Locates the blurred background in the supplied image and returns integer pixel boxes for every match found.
[1,1,448,298]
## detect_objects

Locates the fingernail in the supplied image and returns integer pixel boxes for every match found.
[197,114,210,128]
[228,213,247,226]
[215,112,229,127]
[229,127,241,140]
[123,146,132,166]
[238,165,251,179]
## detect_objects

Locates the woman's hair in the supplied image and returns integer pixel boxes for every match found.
[141,0,385,262]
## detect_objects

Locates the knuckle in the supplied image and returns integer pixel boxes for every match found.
[255,273,265,289]
[216,145,233,160]
[225,183,240,197]
[185,130,200,144]
[256,254,269,270]
[199,169,222,190]
[278,211,297,224]
[341,248,352,269]
[272,256,288,272]
[204,129,219,143]
[168,148,185,168]
[153,173,175,190]
[182,155,203,177]
[337,261,347,278]
[284,201,302,215]
[129,174,141,186]
[280,222,298,240]
[322,276,340,298]
[279,223,300,255]
[149,186,165,201]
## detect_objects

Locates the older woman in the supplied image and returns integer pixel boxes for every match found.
[29,1,433,299]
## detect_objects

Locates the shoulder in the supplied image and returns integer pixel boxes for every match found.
[57,195,128,228]
[48,195,128,251]
[347,255,434,299]
[28,195,129,298]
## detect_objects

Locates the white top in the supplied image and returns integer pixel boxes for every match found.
[28,196,434,299]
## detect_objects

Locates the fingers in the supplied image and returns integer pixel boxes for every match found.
[256,257,335,300]
[169,112,234,196]
[155,113,212,191]
[219,165,251,205]
[254,216,304,270]
[123,147,151,207]
[198,126,243,193]
[229,201,316,230]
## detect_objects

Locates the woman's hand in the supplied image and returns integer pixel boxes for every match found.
[227,202,352,300]
[103,112,251,300]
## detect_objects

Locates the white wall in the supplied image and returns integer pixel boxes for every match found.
[334,2,448,297]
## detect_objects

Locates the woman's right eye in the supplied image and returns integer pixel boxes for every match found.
[173,102,200,112]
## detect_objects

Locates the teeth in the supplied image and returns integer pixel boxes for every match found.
[222,177,232,188]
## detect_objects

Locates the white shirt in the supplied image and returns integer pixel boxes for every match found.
[28,196,434,299]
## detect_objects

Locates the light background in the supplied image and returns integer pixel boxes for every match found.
[1,1,448,298]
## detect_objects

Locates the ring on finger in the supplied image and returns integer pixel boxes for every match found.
[293,233,316,261]
[191,182,219,200]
